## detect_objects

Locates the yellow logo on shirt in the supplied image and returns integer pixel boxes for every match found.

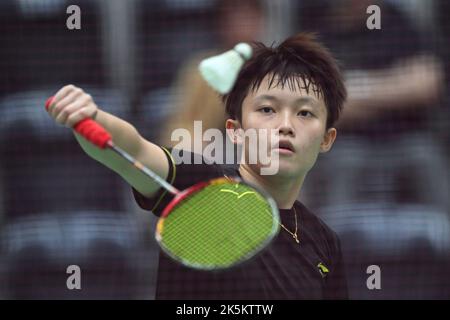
[317,262,330,278]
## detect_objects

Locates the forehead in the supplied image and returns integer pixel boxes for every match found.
[246,74,324,105]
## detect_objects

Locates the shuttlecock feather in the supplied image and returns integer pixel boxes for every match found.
[199,43,252,94]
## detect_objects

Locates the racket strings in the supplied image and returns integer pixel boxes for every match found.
[159,182,278,269]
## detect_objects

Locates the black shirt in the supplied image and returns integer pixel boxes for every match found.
[132,146,348,299]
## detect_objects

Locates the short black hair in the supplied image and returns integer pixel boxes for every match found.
[222,33,346,129]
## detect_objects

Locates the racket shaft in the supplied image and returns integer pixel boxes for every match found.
[110,145,179,195]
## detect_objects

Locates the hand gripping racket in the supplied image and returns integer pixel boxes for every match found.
[45,97,280,270]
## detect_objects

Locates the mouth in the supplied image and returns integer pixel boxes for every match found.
[273,140,296,155]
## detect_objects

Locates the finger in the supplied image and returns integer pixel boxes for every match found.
[55,96,90,126]
[66,106,93,128]
[50,84,77,112]
[51,88,83,118]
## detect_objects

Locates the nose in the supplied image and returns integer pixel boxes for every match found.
[278,111,295,137]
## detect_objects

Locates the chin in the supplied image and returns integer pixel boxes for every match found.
[257,159,301,178]
[276,163,301,177]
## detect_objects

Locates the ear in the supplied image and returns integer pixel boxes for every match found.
[320,128,337,153]
[225,118,243,145]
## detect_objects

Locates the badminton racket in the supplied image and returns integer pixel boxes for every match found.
[45,96,280,270]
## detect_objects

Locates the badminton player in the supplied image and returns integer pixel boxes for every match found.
[47,33,348,299]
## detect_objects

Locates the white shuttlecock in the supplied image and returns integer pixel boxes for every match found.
[199,43,252,94]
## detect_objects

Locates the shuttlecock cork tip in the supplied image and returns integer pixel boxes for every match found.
[233,43,252,60]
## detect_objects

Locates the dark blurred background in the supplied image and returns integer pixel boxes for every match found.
[0,0,448,299]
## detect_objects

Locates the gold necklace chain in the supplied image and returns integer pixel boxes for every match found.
[278,206,300,244]
[223,174,300,244]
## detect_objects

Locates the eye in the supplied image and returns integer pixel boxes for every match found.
[258,106,274,114]
[298,110,314,117]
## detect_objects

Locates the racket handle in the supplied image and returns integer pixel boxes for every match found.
[45,96,112,149]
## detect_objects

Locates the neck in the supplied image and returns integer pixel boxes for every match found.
[238,164,305,210]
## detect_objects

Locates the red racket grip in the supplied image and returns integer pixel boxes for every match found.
[45,96,112,149]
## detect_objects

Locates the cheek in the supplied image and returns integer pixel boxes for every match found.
[242,112,263,130]
[296,127,326,154]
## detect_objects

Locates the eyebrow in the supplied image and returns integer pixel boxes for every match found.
[254,94,320,108]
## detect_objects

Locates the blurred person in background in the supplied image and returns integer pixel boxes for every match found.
[319,0,443,134]
[297,0,445,209]
[435,0,450,158]
[157,0,265,149]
